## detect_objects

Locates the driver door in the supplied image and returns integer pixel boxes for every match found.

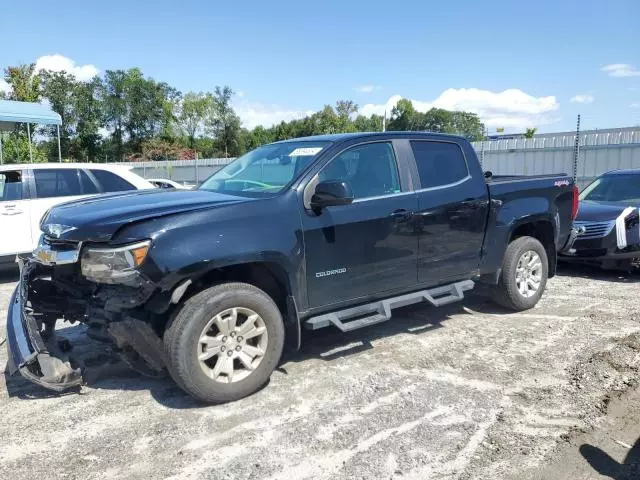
[301,141,419,308]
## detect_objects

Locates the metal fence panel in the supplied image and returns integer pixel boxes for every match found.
[473,129,640,190]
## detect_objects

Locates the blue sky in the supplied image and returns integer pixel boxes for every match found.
[1,0,639,132]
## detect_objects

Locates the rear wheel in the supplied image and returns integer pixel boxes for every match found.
[491,236,548,311]
[164,282,284,403]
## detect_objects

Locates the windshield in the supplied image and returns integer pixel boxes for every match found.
[199,141,330,196]
[579,174,640,204]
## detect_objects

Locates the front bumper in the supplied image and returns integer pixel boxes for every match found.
[6,256,169,393]
[558,229,640,267]
[6,270,82,391]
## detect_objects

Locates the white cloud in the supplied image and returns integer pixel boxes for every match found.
[0,79,10,95]
[601,64,640,78]
[631,102,640,109]
[570,94,594,104]
[354,85,381,93]
[360,88,559,129]
[234,100,314,129]
[34,54,99,81]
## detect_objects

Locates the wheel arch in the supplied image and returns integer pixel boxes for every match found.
[508,217,557,278]
[177,260,301,351]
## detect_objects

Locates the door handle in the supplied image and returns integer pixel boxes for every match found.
[389,209,412,221]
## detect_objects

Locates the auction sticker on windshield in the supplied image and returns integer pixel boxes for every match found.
[289,147,323,156]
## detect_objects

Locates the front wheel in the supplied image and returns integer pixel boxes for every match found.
[164,282,285,403]
[491,236,549,311]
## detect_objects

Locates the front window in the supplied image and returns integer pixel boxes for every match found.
[580,175,640,204]
[199,141,330,196]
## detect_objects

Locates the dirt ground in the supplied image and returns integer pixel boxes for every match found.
[1,265,639,480]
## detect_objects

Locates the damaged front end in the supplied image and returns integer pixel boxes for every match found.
[5,236,168,392]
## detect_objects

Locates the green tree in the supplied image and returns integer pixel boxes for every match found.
[388,98,418,131]
[178,92,212,148]
[524,127,537,139]
[1,134,47,163]
[207,86,242,157]
[3,64,40,102]
[101,69,128,160]
[353,114,383,132]
[312,105,341,134]
[73,77,104,161]
[122,69,170,149]
[449,111,484,141]
[39,70,79,158]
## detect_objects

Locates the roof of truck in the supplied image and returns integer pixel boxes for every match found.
[603,168,640,176]
[274,131,468,143]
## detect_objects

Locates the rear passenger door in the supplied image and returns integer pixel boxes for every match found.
[410,140,489,285]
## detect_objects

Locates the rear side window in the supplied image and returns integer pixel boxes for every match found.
[410,141,469,189]
[90,169,136,192]
[34,169,82,198]
[0,170,24,201]
[79,170,100,194]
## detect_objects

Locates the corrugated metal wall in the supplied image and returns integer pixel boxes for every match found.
[473,129,640,189]
[121,158,233,184]
[116,129,640,189]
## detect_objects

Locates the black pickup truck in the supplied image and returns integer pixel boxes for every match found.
[6,132,578,403]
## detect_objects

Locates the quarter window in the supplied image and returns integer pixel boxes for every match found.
[0,170,24,201]
[34,169,82,198]
[90,169,136,192]
[410,141,469,189]
[319,142,401,199]
[79,170,100,194]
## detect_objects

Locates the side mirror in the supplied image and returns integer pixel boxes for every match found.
[310,180,354,211]
[484,171,493,180]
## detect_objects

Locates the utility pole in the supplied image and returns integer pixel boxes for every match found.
[573,114,581,181]
[27,123,33,163]
[382,110,386,132]
[480,126,487,169]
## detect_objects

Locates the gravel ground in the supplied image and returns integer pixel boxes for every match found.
[1,265,639,480]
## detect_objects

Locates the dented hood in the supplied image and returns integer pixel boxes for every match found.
[40,189,249,242]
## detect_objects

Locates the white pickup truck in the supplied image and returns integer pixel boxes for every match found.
[0,163,153,266]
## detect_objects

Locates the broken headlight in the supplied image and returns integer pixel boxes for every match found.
[81,240,150,284]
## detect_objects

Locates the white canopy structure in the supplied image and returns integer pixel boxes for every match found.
[0,99,63,164]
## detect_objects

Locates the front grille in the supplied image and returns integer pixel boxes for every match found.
[574,220,615,239]
[43,235,79,251]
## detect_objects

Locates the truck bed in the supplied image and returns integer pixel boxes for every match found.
[487,173,571,197]
[488,173,570,183]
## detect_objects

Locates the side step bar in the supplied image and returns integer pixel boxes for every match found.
[305,279,474,332]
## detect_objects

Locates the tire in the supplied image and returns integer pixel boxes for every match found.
[164,282,285,403]
[491,236,549,311]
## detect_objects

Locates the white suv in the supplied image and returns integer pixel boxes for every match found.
[0,164,154,265]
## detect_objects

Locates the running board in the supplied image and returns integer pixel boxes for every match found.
[305,280,474,332]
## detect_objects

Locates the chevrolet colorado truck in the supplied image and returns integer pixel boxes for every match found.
[6,132,579,403]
